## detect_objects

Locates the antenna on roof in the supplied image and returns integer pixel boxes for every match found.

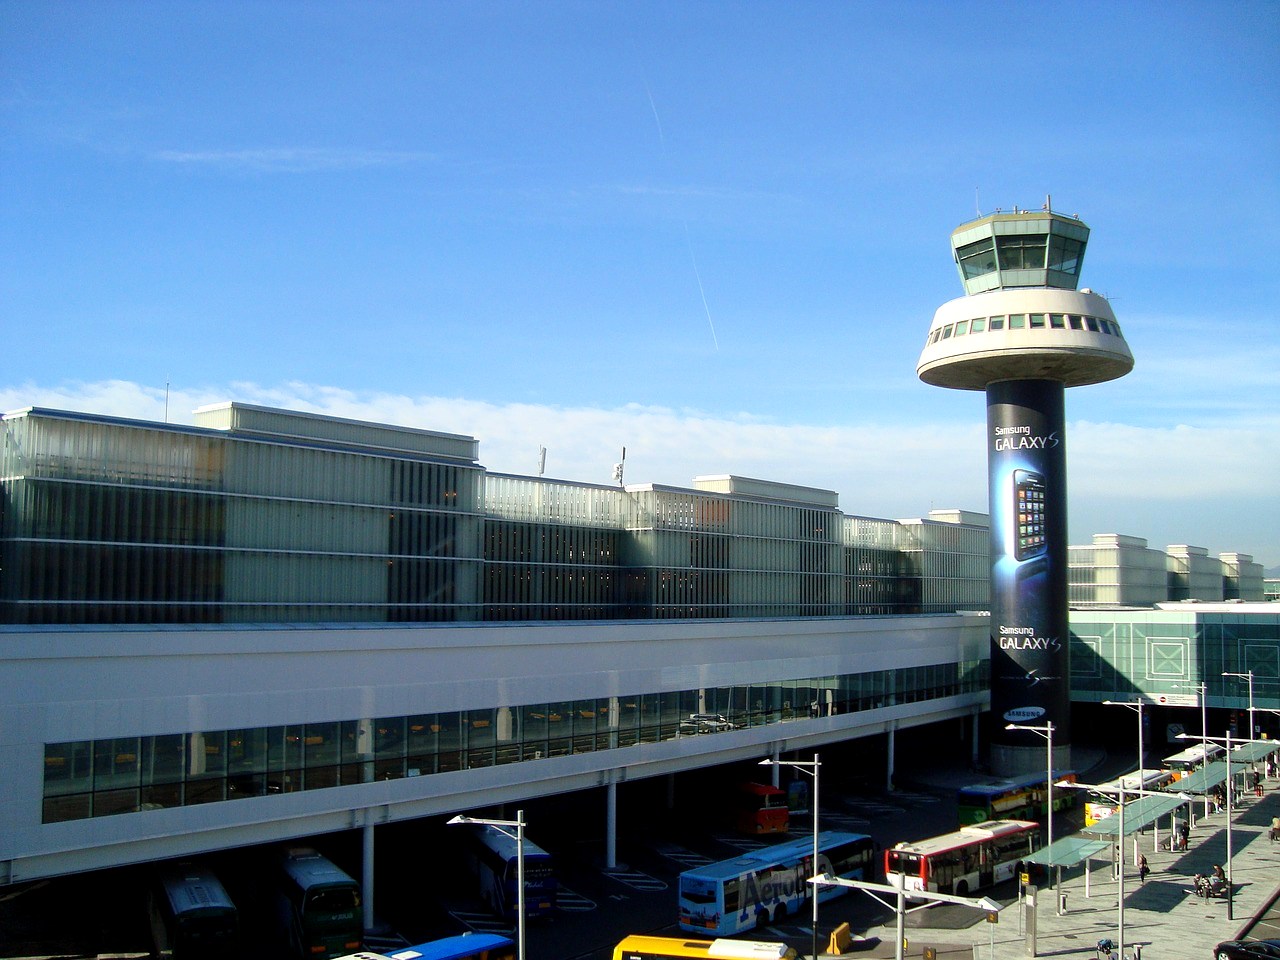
[1044,193,1052,212]
[611,446,626,486]
[975,187,981,218]
[537,446,546,477]
[164,379,170,424]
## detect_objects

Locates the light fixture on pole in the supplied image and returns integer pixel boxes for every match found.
[448,810,527,960]
[1103,699,1148,786]
[760,754,820,960]
[1223,670,1255,740]
[1170,681,1210,820]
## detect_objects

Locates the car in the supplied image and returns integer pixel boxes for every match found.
[679,713,737,734]
[1214,939,1280,959]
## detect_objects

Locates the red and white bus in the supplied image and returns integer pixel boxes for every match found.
[733,782,790,835]
[884,820,1041,897]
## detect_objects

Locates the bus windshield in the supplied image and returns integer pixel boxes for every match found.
[306,886,361,913]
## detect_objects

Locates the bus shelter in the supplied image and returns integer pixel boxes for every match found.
[1024,836,1111,904]
[1232,740,1279,766]
[1172,759,1228,821]
[1087,792,1190,861]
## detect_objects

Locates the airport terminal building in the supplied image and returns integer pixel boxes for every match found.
[1,403,1274,890]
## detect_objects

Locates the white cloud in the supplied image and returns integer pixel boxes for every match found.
[4,379,1277,566]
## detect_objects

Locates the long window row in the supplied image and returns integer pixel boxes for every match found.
[925,313,1123,346]
[41,659,987,823]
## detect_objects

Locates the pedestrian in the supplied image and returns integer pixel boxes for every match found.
[1177,819,1189,850]
[1138,853,1149,883]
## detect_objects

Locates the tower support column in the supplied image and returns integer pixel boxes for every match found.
[987,379,1071,774]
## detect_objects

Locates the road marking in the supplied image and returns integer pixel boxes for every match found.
[653,841,713,869]
[605,869,668,892]
[713,834,767,850]
[448,909,512,935]
[556,885,597,911]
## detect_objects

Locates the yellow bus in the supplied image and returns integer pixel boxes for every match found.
[612,935,798,960]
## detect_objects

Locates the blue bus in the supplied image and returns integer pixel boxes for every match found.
[458,824,557,922]
[336,933,515,960]
[677,830,875,936]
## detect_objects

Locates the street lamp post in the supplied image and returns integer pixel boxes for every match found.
[1104,698,1147,786]
[448,810,526,960]
[1223,670,1255,740]
[760,754,820,960]
[1004,721,1055,852]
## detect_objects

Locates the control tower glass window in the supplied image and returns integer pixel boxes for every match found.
[996,235,1047,270]
[1047,235,1084,274]
[957,238,996,279]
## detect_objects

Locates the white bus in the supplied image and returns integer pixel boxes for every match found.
[1161,743,1224,780]
[884,820,1040,897]
[1083,769,1174,826]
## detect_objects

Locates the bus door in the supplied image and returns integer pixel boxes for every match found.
[978,843,994,889]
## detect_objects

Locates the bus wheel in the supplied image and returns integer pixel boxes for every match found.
[956,880,969,897]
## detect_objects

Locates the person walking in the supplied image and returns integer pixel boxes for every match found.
[1138,853,1150,883]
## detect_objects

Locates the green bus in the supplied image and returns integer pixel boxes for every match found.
[956,771,1077,826]
[275,847,363,959]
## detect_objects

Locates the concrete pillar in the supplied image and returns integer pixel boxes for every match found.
[362,819,375,934]
[606,779,617,871]
[887,724,897,792]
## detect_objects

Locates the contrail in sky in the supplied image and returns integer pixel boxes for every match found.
[643,81,666,155]
[642,73,718,350]
[683,219,719,351]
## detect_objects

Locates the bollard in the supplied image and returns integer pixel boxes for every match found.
[1058,892,1067,915]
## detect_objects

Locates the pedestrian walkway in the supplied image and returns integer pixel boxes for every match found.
[827,768,1280,959]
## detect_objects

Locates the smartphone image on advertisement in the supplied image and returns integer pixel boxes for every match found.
[1012,469,1047,561]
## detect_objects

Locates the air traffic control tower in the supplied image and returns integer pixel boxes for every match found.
[918,203,1134,775]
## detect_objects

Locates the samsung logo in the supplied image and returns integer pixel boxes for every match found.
[1003,706,1046,723]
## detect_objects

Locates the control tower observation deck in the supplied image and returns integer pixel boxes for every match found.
[916,204,1134,776]
[917,207,1134,389]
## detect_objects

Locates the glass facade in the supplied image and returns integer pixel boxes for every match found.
[0,411,484,624]
[42,658,988,823]
[949,210,1090,295]
[1,408,992,624]
[1070,609,1280,711]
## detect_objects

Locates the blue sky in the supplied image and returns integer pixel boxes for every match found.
[3,2,1279,566]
